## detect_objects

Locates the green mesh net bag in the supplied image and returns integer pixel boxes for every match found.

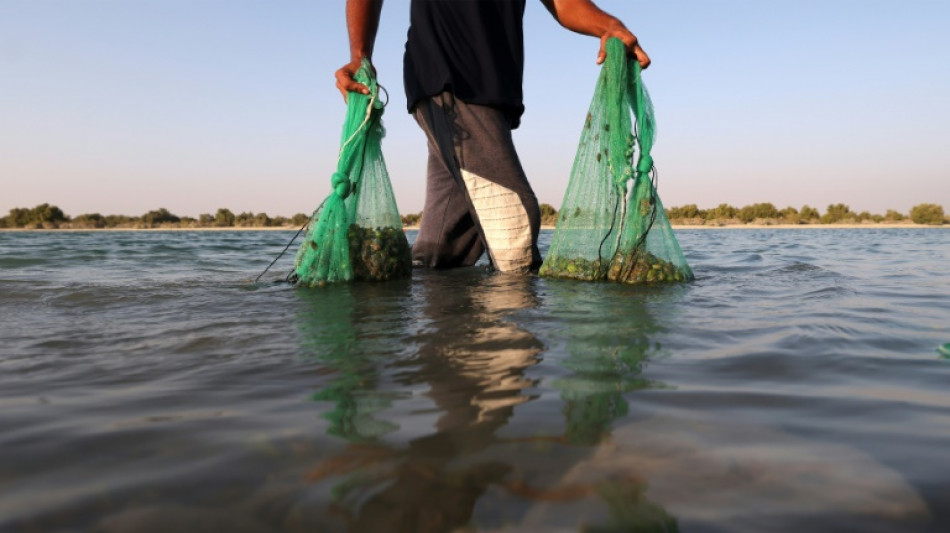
[540,38,693,284]
[293,59,411,287]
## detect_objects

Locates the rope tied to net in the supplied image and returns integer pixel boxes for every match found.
[596,39,659,273]
[331,66,381,201]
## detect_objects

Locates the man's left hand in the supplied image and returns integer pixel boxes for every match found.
[596,22,650,69]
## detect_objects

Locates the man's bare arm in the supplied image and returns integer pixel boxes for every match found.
[335,0,384,100]
[540,0,650,68]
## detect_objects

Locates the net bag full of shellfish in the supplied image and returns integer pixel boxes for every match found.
[293,59,411,287]
[539,38,693,285]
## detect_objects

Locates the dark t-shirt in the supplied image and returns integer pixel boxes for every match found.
[403,0,526,128]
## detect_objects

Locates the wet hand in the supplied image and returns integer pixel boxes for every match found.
[334,59,371,102]
[596,23,651,69]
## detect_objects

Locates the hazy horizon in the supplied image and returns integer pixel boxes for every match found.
[3,0,949,218]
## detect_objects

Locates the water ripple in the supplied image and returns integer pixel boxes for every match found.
[1,228,950,531]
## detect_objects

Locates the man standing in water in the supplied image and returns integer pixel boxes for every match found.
[335,0,651,272]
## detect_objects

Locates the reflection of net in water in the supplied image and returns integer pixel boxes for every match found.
[543,280,673,446]
[298,285,402,442]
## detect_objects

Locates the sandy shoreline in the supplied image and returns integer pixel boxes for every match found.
[0,223,946,232]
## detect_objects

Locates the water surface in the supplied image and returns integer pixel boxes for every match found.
[1,228,949,532]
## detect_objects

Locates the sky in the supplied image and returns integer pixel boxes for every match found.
[2,0,949,218]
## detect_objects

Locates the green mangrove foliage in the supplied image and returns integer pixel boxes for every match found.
[663,203,945,226]
[2,204,310,229]
[910,203,946,225]
[3,202,948,229]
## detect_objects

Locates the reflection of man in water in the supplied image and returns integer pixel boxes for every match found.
[336,0,650,272]
[305,274,677,531]
[309,273,543,530]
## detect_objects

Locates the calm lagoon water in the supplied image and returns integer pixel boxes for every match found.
[1,228,949,532]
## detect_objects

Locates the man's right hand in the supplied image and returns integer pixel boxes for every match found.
[335,59,371,102]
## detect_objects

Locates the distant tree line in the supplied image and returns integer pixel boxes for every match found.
[0,204,311,230]
[664,202,947,226]
[1,202,945,230]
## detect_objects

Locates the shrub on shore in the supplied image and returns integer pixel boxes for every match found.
[885,209,905,221]
[214,208,235,227]
[401,212,422,227]
[142,208,180,228]
[799,205,820,222]
[540,204,558,226]
[5,204,68,229]
[820,203,854,224]
[737,203,779,223]
[289,213,310,227]
[71,213,107,229]
[910,203,945,225]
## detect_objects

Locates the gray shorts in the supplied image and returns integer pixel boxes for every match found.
[411,92,541,271]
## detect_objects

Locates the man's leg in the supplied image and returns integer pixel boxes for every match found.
[412,92,542,272]
[413,143,485,268]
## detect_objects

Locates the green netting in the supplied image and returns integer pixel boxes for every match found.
[294,59,411,287]
[540,38,693,284]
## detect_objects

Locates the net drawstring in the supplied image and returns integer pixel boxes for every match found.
[339,91,377,158]
[339,82,388,158]
[613,59,660,282]
[596,55,657,277]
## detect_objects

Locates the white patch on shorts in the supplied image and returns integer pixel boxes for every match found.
[461,169,532,271]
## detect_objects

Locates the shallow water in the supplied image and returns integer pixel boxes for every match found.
[1,228,949,532]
